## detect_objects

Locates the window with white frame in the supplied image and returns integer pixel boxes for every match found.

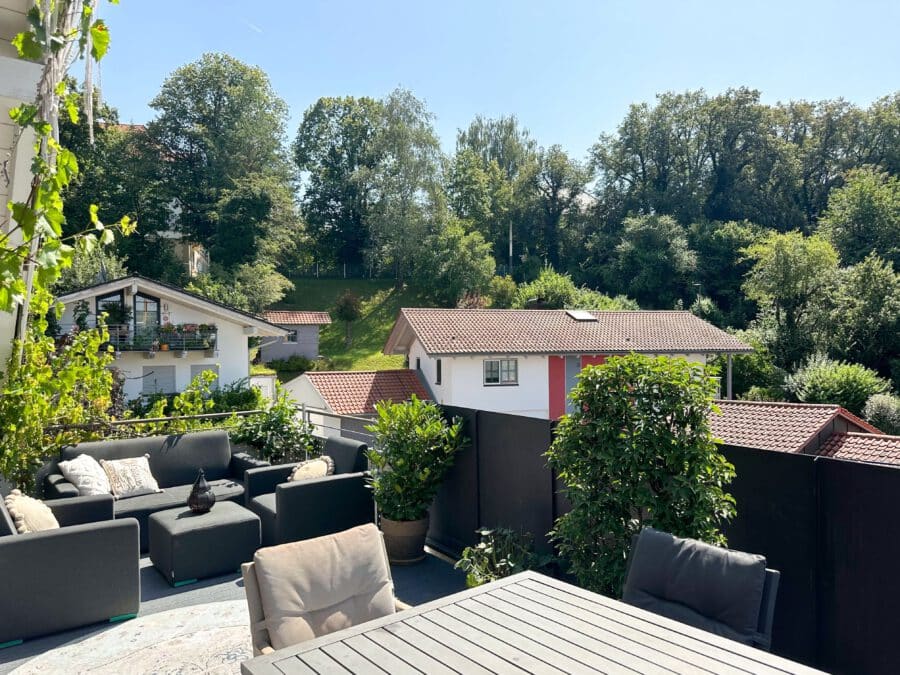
[483,358,518,385]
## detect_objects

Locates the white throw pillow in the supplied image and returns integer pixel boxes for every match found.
[101,454,162,499]
[288,456,334,482]
[58,453,111,496]
[4,489,60,534]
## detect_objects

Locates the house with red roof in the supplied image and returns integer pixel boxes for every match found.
[259,310,332,362]
[710,400,900,467]
[283,370,431,439]
[383,308,752,419]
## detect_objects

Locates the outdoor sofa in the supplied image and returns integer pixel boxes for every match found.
[0,493,140,645]
[38,429,269,550]
[244,436,374,546]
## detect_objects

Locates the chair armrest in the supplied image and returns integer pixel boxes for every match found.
[394,599,412,612]
[46,494,115,526]
[43,473,80,500]
[275,472,375,544]
[244,463,298,502]
[230,452,270,481]
[0,519,140,644]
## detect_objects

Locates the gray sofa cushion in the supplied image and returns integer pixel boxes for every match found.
[622,527,767,646]
[116,478,244,550]
[323,437,368,475]
[61,430,233,488]
[0,500,18,537]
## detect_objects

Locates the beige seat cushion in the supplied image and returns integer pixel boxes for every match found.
[252,523,395,649]
[4,489,60,534]
[59,453,111,496]
[288,456,334,482]
[101,454,162,499]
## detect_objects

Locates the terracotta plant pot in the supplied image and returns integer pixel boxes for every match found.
[380,516,429,565]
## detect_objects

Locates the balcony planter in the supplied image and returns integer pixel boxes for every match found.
[175,350,187,359]
[144,351,156,359]
[380,516,429,565]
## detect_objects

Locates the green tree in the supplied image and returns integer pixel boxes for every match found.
[818,167,900,268]
[415,221,496,307]
[864,394,900,435]
[334,290,362,347]
[293,96,383,267]
[612,215,698,308]
[548,354,735,595]
[55,244,128,294]
[148,53,291,252]
[488,275,518,308]
[533,145,592,269]
[187,262,293,314]
[742,232,839,369]
[785,353,890,415]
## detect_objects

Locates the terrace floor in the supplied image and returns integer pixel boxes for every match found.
[0,549,466,674]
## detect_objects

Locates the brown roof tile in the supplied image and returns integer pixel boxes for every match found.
[385,309,751,356]
[263,311,331,325]
[303,370,431,415]
[816,433,900,466]
[711,400,881,453]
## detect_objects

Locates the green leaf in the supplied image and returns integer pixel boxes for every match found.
[12,31,42,60]
[90,20,110,60]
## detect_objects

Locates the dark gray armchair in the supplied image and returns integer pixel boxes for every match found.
[622,527,780,651]
[0,493,140,646]
[244,437,374,546]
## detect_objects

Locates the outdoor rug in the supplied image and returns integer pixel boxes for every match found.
[11,600,251,674]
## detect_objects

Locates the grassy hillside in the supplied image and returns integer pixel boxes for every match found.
[275,278,423,371]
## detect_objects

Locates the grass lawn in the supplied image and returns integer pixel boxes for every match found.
[275,278,424,371]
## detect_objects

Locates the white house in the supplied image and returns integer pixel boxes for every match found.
[57,275,287,402]
[259,310,331,362]
[383,308,753,419]
[283,369,430,440]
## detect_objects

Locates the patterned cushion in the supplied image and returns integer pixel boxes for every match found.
[4,489,60,534]
[58,453,111,496]
[288,456,334,483]
[101,454,162,499]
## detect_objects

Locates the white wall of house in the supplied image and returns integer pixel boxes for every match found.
[448,353,550,418]
[282,374,342,439]
[260,325,320,362]
[60,292,250,402]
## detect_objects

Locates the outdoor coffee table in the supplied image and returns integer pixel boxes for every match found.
[148,501,261,586]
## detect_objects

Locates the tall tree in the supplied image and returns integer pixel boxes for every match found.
[148,53,291,251]
[532,145,591,269]
[456,114,537,181]
[293,96,383,268]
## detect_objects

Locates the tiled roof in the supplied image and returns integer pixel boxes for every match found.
[817,433,900,466]
[303,370,431,415]
[385,309,751,356]
[263,311,332,326]
[711,400,881,453]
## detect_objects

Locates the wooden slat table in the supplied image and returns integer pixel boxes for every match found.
[241,571,823,674]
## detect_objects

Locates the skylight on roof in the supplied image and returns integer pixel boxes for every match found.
[566,309,597,322]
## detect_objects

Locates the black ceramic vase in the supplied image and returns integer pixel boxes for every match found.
[187,469,216,514]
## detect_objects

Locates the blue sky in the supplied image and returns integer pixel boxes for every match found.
[99,0,900,158]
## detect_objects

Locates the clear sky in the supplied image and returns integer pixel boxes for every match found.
[99,0,900,159]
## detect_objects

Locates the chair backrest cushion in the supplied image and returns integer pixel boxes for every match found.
[622,527,766,645]
[241,562,272,656]
[251,523,395,649]
[323,437,367,475]
[60,430,232,488]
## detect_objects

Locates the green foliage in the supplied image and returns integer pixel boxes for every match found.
[209,379,266,413]
[55,245,128,294]
[574,287,640,310]
[230,384,318,464]
[864,394,900,435]
[0,293,118,493]
[334,289,363,347]
[455,527,555,588]
[547,354,735,596]
[689,295,725,327]
[785,353,891,415]
[514,266,578,308]
[365,396,465,521]
[488,275,518,308]
[414,221,496,307]
[187,262,293,314]
[135,370,218,435]
[267,355,313,375]
[715,328,786,399]
[819,167,900,268]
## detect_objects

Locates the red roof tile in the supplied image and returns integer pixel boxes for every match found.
[303,370,431,415]
[263,311,331,325]
[817,433,900,466]
[711,400,881,453]
[385,309,751,356]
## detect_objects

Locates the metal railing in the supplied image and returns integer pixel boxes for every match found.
[57,324,219,353]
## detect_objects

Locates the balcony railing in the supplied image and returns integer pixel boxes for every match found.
[57,324,218,353]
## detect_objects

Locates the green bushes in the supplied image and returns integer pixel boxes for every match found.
[547,353,735,596]
[864,394,900,435]
[455,527,554,588]
[785,353,891,415]
[230,384,318,463]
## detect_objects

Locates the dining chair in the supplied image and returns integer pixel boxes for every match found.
[622,526,780,651]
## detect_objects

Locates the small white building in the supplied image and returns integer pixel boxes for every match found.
[57,275,287,402]
[259,311,332,362]
[383,308,752,419]
[284,369,431,440]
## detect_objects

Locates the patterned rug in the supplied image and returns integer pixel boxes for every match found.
[12,601,252,674]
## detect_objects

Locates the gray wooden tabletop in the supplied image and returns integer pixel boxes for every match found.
[241,570,823,674]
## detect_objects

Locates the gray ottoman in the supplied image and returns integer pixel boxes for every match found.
[148,501,261,586]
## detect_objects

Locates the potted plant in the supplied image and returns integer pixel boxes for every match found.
[159,323,175,351]
[365,395,465,564]
[102,302,132,343]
